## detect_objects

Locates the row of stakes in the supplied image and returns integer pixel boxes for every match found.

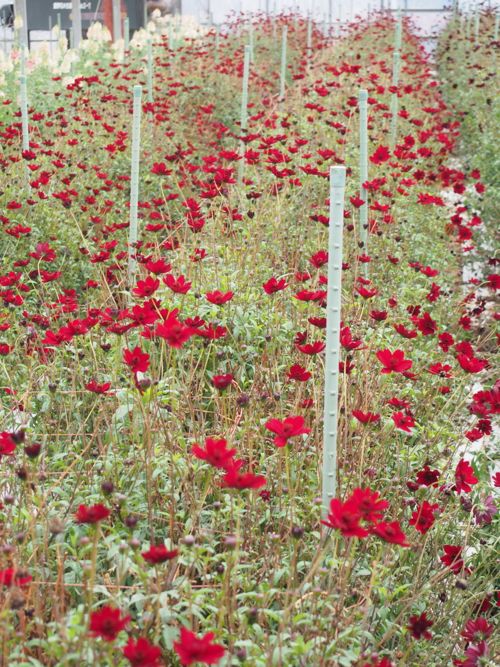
[16,4,494,514]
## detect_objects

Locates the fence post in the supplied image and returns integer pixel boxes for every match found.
[322,166,346,517]
[128,85,142,283]
[238,45,251,184]
[358,89,369,271]
[71,0,82,49]
[279,26,287,101]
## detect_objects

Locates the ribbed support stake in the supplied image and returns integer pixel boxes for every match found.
[306,18,312,57]
[279,26,288,101]
[215,24,220,64]
[112,0,121,42]
[390,50,400,150]
[358,90,369,271]
[19,73,29,152]
[147,39,154,104]
[128,85,142,282]
[71,0,82,48]
[238,45,251,185]
[321,166,346,517]
[124,17,130,52]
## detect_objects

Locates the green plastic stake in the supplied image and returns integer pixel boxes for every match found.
[358,89,369,268]
[322,166,346,516]
[147,39,153,104]
[19,73,29,152]
[279,26,287,101]
[128,85,142,283]
[238,45,251,185]
[71,0,82,48]
[390,50,400,150]
[124,17,130,52]
[248,22,254,63]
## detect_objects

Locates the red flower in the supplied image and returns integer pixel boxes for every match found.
[376,349,413,374]
[141,544,178,564]
[89,606,130,642]
[123,636,163,667]
[415,466,440,487]
[133,276,160,298]
[173,627,225,666]
[263,277,287,294]
[455,459,478,494]
[163,273,191,294]
[370,310,388,321]
[297,341,326,355]
[192,438,236,469]
[370,145,391,164]
[287,364,311,382]
[457,354,488,373]
[409,501,439,534]
[0,432,16,457]
[85,379,112,394]
[221,461,266,490]
[371,521,409,547]
[153,315,195,349]
[407,612,433,640]
[461,617,493,643]
[440,545,467,574]
[392,411,416,433]
[205,290,234,305]
[321,498,368,538]
[123,346,150,374]
[352,410,380,424]
[412,311,437,336]
[75,503,111,524]
[0,567,32,587]
[264,415,311,447]
[349,487,389,523]
[211,374,234,390]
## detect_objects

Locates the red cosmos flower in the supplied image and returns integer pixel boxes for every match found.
[85,380,112,394]
[428,363,452,377]
[461,617,494,643]
[145,258,171,275]
[205,290,234,305]
[371,521,409,547]
[123,636,163,667]
[394,324,418,339]
[264,415,311,447]
[340,326,363,351]
[409,501,439,534]
[413,312,438,336]
[457,354,488,374]
[192,438,236,469]
[321,498,368,538]
[297,340,325,355]
[163,274,191,294]
[370,145,391,164]
[141,544,178,564]
[440,545,467,574]
[89,606,130,642]
[454,459,478,494]
[0,567,32,587]
[263,277,287,294]
[309,250,328,267]
[287,364,311,382]
[356,286,378,299]
[370,310,388,321]
[438,332,454,351]
[221,460,266,490]
[415,466,440,487]
[349,488,389,523]
[352,410,380,424]
[153,317,195,349]
[75,503,111,524]
[392,411,416,433]
[407,612,433,640]
[350,195,365,208]
[123,346,150,374]
[0,432,16,457]
[361,658,394,667]
[211,374,233,390]
[376,349,413,374]
[173,627,225,666]
[133,276,160,298]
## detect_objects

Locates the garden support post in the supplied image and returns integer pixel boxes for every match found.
[71,0,82,49]
[390,50,400,150]
[279,26,287,101]
[124,17,129,52]
[215,25,220,64]
[238,45,251,185]
[14,0,28,51]
[128,85,142,283]
[19,73,29,152]
[112,0,121,42]
[321,166,346,517]
[147,39,154,104]
[359,89,369,272]
[307,18,312,59]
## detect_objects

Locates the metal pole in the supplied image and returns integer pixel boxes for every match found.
[124,16,129,51]
[147,39,153,104]
[19,73,29,152]
[112,0,121,42]
[279,26,287,101]
[238,45,251,184]
[358,89,369,268]
[128,85,142,282]
[390,50,400,150]
[72,0,82,48]
[321,166,346,515]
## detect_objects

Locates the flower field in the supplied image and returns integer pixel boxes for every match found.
[0,8,498,667]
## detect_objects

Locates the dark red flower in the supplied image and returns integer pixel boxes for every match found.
[370,145,391,164]
[376,349,413,374]
[211,374,234,390]
[407,612,433,640]
[440,545,467,574]
[141,544,178,564]
[0,567,32,587]
[454,459,478,494]
[0,431,16,457]
[75,503,111,524]
[205,290,234,305]
[264,415,311,447]
[192,438,236,469]
[287,364,311,382]
[123,346,150,374]
[263,277,287,294]
[409,501,439,534]
[221,461,266,490]
[173,627,225,666]
[392,411,416,433]
[89,606,130,641]
[321,498,368,538]
[352,410,380,424]
[461,617,493,643]
[371,521,409,547]
[123,636,163,667]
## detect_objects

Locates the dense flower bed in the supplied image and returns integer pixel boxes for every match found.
[0,11,497,667]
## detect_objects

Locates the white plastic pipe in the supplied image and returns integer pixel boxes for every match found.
[72,0,82,49]
[358,89,369,266]
[112,0,121,42]
[19,73,29,152]
[128,85,142,282]
[279,26,287,101]
[321,166,346,515]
